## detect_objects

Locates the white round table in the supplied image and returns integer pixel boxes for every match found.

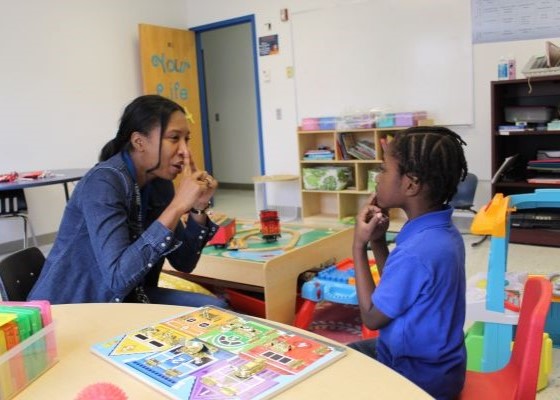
[15,303,431,399]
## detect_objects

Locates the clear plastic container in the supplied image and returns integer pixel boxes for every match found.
[253,175,300,221]
[0,322,58,399]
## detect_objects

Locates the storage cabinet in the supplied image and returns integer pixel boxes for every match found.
[491,76,560,246]
[297,128,399,222]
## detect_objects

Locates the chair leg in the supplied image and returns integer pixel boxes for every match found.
[361,325,379,339]
[26,216,38,248]
[471,235,488,247]
[22,216,28,248]
[18,214,38,248]
[293,300,317,329]
[465,208,489,247]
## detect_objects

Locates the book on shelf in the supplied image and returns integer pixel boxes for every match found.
[339,133,376,160]
[339,132,357,160]
[91,306,346,400]
[336,136,349,160]
[347,140,376,160]
[355,140,376,158]
[303,149,334,160]
[497,125,534,135]
[303,154,334,160]
[304,149,332,154]
[499,125,525,131]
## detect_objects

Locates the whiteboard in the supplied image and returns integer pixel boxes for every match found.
[291,0,473,126]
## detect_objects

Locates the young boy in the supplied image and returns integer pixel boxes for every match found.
[351,126,468,399]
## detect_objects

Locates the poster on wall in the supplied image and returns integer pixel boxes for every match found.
[138,24,205,171]
[259,34,279,56]
[472,0,560,43]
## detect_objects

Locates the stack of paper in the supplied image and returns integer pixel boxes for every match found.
[527,155,560,184]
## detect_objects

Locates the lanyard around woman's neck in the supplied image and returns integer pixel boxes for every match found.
[121,150,151,303]
[121,151,149,230]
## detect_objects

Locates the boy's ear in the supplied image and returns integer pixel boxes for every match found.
[404,174,422,197]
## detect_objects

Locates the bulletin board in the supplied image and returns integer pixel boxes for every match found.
[290,0,473,126]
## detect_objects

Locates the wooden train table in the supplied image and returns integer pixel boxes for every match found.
[164,220,353,325]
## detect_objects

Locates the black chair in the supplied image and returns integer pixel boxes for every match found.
[0,189,37,248]
[449,173,488,247]
[0,247,45,301]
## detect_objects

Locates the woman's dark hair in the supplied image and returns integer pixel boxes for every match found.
[389,126,468,206]
[99,95,185,162]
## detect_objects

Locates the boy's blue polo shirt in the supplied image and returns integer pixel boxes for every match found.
[372,206,466,399]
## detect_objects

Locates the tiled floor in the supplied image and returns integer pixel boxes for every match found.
[2,188,560,397]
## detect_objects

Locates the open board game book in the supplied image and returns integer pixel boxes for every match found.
[91,306,346,399]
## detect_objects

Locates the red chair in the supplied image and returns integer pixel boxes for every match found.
[459,276,552,400]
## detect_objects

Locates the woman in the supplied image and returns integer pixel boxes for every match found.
[29,95,227,307]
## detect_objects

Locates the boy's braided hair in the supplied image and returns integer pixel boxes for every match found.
[389,126,468,206]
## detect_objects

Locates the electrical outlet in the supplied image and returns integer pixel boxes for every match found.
[276,108,282,120]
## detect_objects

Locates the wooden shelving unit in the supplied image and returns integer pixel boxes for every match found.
[297,128,400,222]
[491,76,560,246]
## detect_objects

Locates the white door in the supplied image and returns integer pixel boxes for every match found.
[200,23,261,186]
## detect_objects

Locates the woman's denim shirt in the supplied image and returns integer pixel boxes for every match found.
[28,153,217,303]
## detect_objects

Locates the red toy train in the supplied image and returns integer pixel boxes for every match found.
[207,217,236,248]
[259,209,281,243]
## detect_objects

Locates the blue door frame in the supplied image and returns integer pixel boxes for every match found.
[191,15,265,176]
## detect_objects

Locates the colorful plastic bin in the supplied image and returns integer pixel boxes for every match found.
[376,114,395,128]
[301,118,319,131]
[318,117,337,130]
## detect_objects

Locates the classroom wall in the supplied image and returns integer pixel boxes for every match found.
[1,0,559,245]
[0,0,190,244]
[185,0,560,200]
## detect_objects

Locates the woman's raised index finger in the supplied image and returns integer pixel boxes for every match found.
[188,155,198,173]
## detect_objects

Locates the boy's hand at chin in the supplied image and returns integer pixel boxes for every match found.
[366,194,390,241]
[354,194,388,246]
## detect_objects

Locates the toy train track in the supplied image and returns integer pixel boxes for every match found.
[236,228,301,252]
[208,210,301,251]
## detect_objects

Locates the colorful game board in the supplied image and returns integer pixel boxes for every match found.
[91,306,346,399]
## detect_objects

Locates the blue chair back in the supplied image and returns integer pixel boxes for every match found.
[449,173,478,210]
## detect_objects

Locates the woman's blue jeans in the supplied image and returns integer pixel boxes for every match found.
[144,286,228,308]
